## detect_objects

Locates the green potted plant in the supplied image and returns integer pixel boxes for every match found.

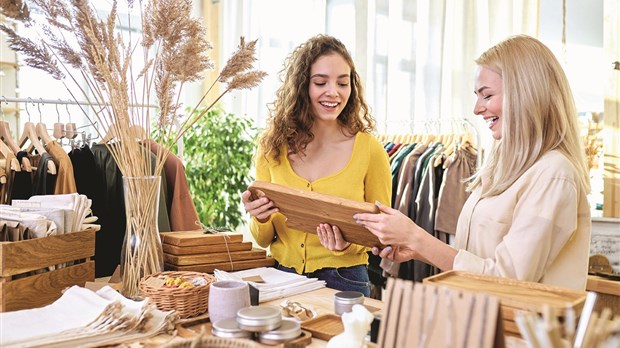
[183,106,257,230]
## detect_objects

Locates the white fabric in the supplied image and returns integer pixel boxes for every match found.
[25,194,94,233]
[0,286,116,346]
[0,285,176,348]
[214,267,326,303]
[2,205,70,233]
[0,207,58,237]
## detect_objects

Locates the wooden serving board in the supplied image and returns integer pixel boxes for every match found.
[165,256,276,273]
[248,181,383,248]
[300,314,343,341]
[164,249,266,266]
[160,231,243,247]
[423,270,587,320]
[163,241,253,256]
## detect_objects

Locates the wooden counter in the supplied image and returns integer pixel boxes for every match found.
[147,287,384,347]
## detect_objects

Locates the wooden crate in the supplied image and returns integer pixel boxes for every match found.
[0,228,96,312]
[424,271,587,335]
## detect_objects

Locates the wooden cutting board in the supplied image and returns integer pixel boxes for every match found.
[248,181,384,248]
[163,241,253,256]
[301,314,343,341]
[164,248,267,266]
[165,257,276,273]
[160,231,243,247]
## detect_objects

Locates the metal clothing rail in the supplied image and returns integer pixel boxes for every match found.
[0,96,158,109]
[383,117,483,168]
[1,96,185,160]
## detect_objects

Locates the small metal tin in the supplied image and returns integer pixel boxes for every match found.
[211,318,253,339]
[258,318,302,344]
[334,291,365,315]
[236,306,282,332]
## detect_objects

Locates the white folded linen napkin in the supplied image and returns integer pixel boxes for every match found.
[0,207,58,238]
[24,194,94,233]
[214,267,326,303]
[0,286,116,346]
[2,205,70,234]
[0,285,177,348]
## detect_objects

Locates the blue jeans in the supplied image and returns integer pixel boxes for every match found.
[276,264,371,297]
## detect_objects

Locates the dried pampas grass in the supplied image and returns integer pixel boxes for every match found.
[0,0,265,298]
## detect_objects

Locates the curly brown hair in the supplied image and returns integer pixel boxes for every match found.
[258,34,375,163]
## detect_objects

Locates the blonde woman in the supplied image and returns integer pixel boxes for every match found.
[354,35,591,290]
[241,35,391,296]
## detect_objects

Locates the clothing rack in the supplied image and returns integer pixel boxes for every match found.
[1,96,184,159]
[381,117,482,168]
[1,96,158,109]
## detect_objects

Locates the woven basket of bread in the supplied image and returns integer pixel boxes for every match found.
[140,271,216,318]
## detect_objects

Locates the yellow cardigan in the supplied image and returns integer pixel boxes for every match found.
[250,132,392,273]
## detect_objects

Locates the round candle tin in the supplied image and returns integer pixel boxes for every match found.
[334,290,365,315]
[236,306,282,332]
[211,317,253,339]
[258,318,301,344]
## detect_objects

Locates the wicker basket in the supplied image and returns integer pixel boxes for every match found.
[162,336,266,348]
[140,271,216,318]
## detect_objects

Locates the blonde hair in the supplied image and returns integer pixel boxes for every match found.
[469,35,590,197]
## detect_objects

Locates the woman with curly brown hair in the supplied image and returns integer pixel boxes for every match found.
[241,34,391,296]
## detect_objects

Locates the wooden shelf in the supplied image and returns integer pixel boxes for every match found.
[1,107,18,114]
[0,61,18,69]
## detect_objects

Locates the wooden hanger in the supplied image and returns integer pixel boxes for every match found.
[19,122,47,154]
[53,103,64,140]
[36,122,54,146]
[0,121,20,153]
[0,141,20,172]
[19,101,46,153]
[0,121,32,172]
[0,102,25,171]
[53,123,65,139]
[65,123,78,139]
[63,103,78,139]
[18,122,57,175]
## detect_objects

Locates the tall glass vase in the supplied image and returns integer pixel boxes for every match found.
[120,175,164,298]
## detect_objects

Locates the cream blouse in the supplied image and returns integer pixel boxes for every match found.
[453,150,591,290]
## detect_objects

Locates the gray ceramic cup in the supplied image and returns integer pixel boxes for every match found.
[208,280,251,324]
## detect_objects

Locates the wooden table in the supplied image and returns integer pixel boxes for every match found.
[147,287,384,347]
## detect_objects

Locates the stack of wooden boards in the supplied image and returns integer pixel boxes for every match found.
[161,231,275,273]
